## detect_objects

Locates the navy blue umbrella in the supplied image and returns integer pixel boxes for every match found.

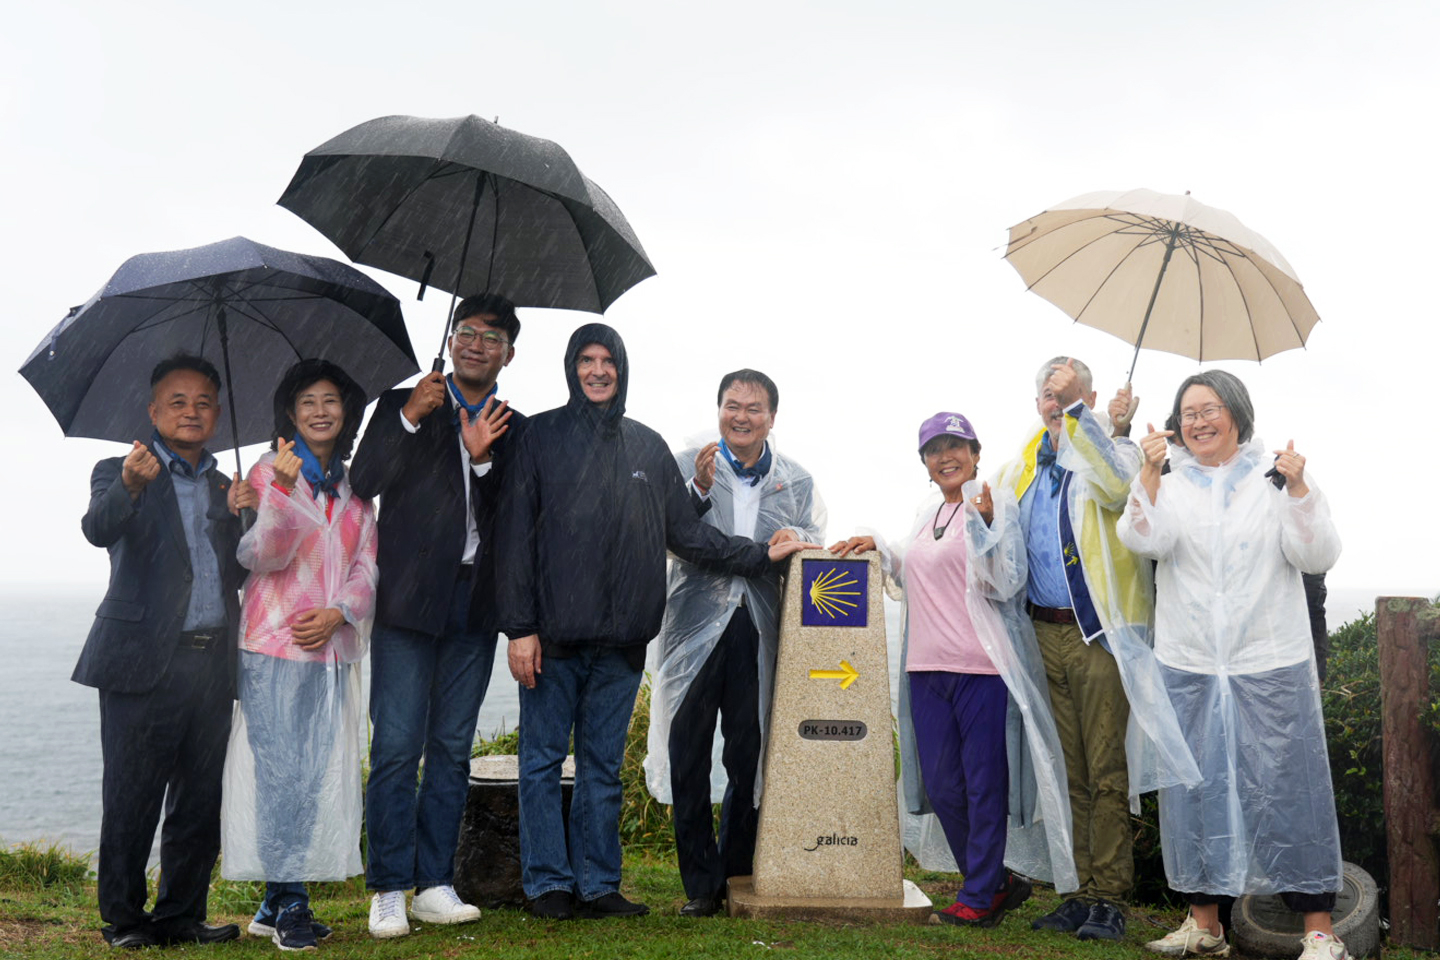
[21,236,418,473]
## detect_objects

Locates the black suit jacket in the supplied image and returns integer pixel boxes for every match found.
[74,449,244,695]
[349,390,525,638]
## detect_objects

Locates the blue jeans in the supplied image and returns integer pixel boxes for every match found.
[365,579,497,892]
[518,646,644,901]
[258,882,307,921]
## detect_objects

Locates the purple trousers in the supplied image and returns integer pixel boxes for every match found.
[909,671,1010,907]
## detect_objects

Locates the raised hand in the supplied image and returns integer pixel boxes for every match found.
[693,442,719,493]
[273,438,301,491]
[460,397,513,463]
[121,440,161,498]
[401,371,447,427]
[970,481,995,526]
[291,607,345,650]
[1137,422,1174,505]
[1271,439,1310,498]
[1109,382,1139,435]
[1046,358,1084,409]
[829,536,876,558]
[228,471,258,514]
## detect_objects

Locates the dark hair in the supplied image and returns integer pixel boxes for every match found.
[271,359,367,463]
[1164,369,1255,447]
[716,368,779,413]
[451,292,520,344]
[919,434,981,463]
[150,353,221,395]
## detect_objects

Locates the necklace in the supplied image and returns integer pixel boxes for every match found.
[932,500,964,540]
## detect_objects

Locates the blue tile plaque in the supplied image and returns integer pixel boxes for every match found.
[800,559,867,628]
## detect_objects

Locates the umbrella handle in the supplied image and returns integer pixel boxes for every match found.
[432,356,446,375]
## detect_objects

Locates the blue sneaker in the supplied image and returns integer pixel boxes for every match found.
[251,904,332,941]
[273,900,319,952]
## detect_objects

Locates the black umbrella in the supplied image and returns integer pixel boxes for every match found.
[20,235,418,476]
[277,114,656,370]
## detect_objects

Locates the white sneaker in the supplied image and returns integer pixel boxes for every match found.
[411,885,481,924]
[368,890,410,939]
[1144,915,1231,957]
[1297,931,1350,960]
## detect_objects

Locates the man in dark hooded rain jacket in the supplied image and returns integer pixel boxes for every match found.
[497,323,814,920]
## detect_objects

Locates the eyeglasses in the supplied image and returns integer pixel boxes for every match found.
[1179,404,1226,426]
[453,328,510,350]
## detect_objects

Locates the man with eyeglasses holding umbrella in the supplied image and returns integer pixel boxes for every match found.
[349,293,524,939]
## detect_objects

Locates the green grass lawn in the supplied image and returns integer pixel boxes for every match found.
[4,849,1431,960]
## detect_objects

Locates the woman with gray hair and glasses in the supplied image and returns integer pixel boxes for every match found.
[1117,371,1345,960]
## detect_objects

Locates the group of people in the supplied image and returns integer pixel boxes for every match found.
[74,290,1349,960]
[75,294,814,951]
[829,357,1345,960]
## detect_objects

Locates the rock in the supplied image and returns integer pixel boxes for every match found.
[452,755,574,909]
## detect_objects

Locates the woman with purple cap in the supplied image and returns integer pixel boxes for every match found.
[831,412,1075,928]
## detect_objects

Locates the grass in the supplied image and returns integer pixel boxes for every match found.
[3,850,1436,959]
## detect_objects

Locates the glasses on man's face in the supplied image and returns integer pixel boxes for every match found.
[453,327,509,350]
[1179,404,1226,427]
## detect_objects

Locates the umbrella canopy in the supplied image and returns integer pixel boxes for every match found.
[277,114,656,316]
[20,236,418,455]
[1005,189,1320,379]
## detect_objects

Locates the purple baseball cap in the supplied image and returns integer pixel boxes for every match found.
[918,411,978,452]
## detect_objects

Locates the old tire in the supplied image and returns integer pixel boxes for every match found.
[1230,862,1380,958]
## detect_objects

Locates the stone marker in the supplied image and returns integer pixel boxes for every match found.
[728,549,931,922]
[454,755,575,909]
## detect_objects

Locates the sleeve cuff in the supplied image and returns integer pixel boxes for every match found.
[691,478,711,500]
[399,410,421,434]
[471,459,493,477]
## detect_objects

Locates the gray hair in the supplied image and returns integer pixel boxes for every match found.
[1034,356,1093,396]
[1165,369,1255,446]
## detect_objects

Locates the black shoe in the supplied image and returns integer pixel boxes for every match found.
[1075,899,1126,941]
[1032,897,1092,932]
[679,896,723,917]
[987,873,1033,926]
[157,920,241,945]
[578,892,650,918]
[530,890,576,920]
[108,928,159,950]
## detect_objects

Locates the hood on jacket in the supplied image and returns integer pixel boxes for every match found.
[564,322,629,433]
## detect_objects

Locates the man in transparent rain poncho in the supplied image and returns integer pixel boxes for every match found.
[645,369,825,918]
[996,357,1199,942]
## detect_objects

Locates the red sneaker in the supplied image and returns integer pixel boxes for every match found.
[936,900,995,927]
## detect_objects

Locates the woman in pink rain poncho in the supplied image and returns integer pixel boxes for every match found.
[221,359,377,951]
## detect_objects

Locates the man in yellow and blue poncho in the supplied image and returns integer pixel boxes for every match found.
[995,357,1196,944]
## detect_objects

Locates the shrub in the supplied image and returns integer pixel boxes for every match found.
[0,840,91,891]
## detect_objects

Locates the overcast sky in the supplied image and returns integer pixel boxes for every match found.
[3,0,1436,601]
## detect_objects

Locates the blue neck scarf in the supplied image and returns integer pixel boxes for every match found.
[150,430,215,480]
[719,439,772,487]
[1034,432,1066,496]
[292,435,344,499]
[448,376,498,431]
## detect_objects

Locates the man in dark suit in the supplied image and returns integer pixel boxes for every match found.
[77,354,251,949]
[349,293,524,939]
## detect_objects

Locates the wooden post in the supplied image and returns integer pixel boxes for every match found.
[1376,597,1440,951]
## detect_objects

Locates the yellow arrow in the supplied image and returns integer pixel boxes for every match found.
[808,660,860,690]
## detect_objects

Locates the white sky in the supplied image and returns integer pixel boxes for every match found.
[2,0,1436,599]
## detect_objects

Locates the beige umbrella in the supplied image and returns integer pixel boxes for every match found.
[1005,188,1320,380]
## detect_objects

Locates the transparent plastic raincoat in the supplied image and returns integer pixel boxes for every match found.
[1116,438,1342,896]
[221,451,377,881]
[644,436,825,806]
[994,405,1201,807]
[879,480,1078,890]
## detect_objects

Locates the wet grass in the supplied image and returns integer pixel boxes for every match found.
[2,851,1434,959]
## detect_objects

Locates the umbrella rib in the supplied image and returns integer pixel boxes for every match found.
[353,159,466,261]
[1070,233,1156,324]
[1014,217,1151,293]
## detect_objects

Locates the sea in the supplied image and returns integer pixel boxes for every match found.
[0,582,1391,862]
